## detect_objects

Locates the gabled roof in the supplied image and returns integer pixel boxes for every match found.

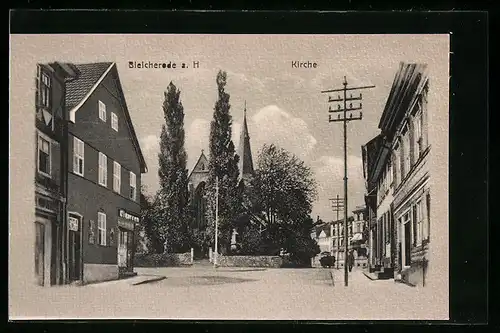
[188,150,209,180]
[66,62,114,112]
[64,62,147,173]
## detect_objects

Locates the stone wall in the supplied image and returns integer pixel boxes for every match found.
[134,252,193,267]
[218,255,283,268]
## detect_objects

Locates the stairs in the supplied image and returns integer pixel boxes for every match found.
[363,266,394,280]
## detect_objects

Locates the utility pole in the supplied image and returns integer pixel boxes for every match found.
[322,76,375,287]
[214,176,219,268]
[329,194,343,269]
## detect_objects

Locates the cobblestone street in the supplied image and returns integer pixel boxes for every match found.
[10,266,443,320]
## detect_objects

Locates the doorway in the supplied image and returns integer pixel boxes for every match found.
[34,222,45,286]
[404,221,411,267]
[118,228,133,271]
[68,215,82,282]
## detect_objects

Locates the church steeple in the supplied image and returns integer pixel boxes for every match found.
[238,101,254,180]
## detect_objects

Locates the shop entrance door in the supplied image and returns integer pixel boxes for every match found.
[68,216,82,282]
[118,228,128,269]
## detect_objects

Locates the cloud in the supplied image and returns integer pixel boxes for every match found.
[140,134,160,153]
[311,155,366,221]
[249,105,317,160]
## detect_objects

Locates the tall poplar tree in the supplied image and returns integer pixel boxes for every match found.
[155,82,191,253]
[205,71,242,254]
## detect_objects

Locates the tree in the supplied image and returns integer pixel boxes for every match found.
[139,185,162,253]
[246,144,319,264]
[154,82,191,253]
[205,71,242,254]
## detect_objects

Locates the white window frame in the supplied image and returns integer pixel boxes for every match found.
[40,71,51,109]
[113,161,121,193]
[37,133,51,177]
[129,171,137,200]
[73,137,84,176]
[400,208,412,269]
[99,100,106,121]
[111,112,118,132]
[97,212,107,246]
[98,152,108,187]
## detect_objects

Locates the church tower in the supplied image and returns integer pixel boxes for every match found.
[238,101,255,183]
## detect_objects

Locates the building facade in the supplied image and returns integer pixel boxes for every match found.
[362,62,431,286]
[34,62,77,286]
[34,62,147,286]
[311,208,368,269]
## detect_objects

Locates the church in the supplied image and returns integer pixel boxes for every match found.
[187,103,255,253]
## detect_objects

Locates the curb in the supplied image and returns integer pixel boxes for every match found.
[131,276,167,286]
[362,271,378,281]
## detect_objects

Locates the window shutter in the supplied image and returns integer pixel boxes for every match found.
[408,117,415,167]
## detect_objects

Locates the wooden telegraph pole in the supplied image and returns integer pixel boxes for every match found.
[329,194,343,269]
[322,76,375,287]
[214,176,219,268]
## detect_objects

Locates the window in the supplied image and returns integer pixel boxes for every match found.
[99,100,106,121]
[37,66,51,109]
[404,132,411,178]
[415,109,424,158]
[393,149,399,188]
[97,212,107,246]
[415,200,424,245]
[129,171,137,200]
[37,135,50,176]
[73,137,84,176]
[98,152,108,186]
[113,161,121,193]
[111,112,118,132]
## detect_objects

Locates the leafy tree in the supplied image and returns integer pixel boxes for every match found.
[139,185,162,253]
[154,82,191,253]
[246,143,319,264]
[205,70,242,254]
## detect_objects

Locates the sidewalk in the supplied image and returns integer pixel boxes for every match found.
[86,274,166,287]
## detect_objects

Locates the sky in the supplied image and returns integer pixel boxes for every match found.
[12,34,449,221]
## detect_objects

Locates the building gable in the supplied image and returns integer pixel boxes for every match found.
[65,62,147,173]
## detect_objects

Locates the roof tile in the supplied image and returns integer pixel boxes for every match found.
[65,62,113,109]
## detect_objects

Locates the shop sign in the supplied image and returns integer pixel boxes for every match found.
[68,217,79,231]
[119,209,139,222]
[118,209,139,231]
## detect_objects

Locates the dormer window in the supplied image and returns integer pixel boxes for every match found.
[200,163,205,171]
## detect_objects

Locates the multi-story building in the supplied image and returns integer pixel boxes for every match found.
[34,61,148,286]
[64,62,148,284]
[34,62,78,286]
[311,208,368,269]
[362,62,431,286]
[380,63,431,287]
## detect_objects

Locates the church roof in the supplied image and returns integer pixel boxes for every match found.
[238,102,255,179]
[188,150,209,181]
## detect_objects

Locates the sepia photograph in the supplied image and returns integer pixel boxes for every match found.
[9,33,450,320]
